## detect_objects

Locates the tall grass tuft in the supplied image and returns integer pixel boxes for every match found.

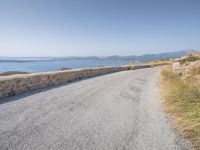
[161,66,200,149]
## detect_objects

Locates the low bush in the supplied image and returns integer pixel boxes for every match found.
[179,56,200,65]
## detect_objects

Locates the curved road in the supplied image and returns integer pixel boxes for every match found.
[0,67,191,150]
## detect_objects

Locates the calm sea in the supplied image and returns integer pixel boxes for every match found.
[0,58,138,73]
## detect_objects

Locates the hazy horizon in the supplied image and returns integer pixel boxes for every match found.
[0,49,196,58]
[0,0,200,57]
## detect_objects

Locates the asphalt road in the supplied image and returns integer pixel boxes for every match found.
[0,67,191,150]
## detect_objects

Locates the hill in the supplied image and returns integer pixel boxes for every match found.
[0,50,197,63]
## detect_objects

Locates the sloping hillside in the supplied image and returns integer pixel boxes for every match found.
[161,55,200,150]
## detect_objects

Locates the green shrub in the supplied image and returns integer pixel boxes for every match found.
[179,56,200,65]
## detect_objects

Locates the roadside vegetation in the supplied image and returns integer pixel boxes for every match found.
[161,65,200,149]
[179,55,200,65]
[147,60,173,67]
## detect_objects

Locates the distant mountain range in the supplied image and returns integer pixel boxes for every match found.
[98,50,197,62]
[0,50,198,63]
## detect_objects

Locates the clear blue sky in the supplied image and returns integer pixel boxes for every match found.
[0,0,200,57]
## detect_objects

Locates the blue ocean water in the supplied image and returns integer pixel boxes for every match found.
[0,58,137,73]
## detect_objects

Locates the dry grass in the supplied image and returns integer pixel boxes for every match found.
[148,60,173,67]
[160,66,200,149]
[189,66,200,77]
